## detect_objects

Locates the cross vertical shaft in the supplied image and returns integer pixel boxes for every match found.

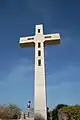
[34,25,47,118]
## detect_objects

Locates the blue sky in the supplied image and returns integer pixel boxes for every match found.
[0,0,80,111]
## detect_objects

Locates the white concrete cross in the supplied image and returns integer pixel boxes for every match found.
[19,24,60,120]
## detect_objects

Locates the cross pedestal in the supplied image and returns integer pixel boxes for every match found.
[19,24,60,120]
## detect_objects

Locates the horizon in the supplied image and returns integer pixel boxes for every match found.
[0,0,80,112]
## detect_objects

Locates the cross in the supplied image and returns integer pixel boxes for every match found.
[19,24,60,120]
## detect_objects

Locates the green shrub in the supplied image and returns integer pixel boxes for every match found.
[59,105,80,120]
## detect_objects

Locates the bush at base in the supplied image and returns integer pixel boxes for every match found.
[59,105,80,120]
[0,104,21,119]
[34,113,45,120]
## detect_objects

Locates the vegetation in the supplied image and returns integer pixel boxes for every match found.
[34,113,45,120]
[59,105,80,120]
[0,104,21,119]
[51,104,68,120]
[47,107,51,120]
[0,103,80,120]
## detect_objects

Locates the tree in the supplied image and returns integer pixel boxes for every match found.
[51,104,68,120]
[0,104,21,119]
[47,107,51,120]
[0,104,9,119]
[59,105,80,120]
[7,103,21,119]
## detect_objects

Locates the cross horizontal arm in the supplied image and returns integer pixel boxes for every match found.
[44,33,60,46]
[19,36,35,48]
